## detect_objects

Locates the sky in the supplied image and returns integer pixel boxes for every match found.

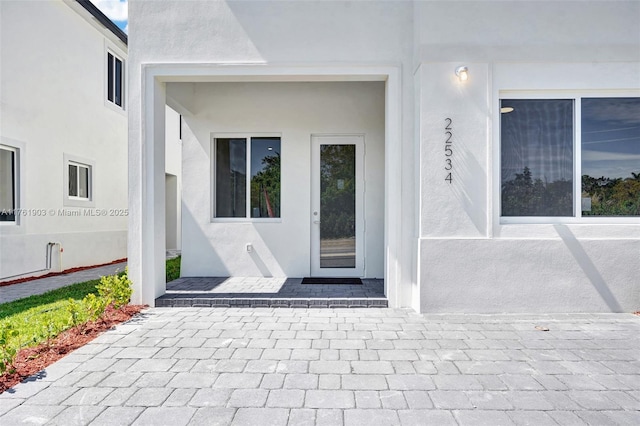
[91,0,128,34]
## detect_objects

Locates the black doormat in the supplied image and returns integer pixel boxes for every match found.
[301,277,363,285]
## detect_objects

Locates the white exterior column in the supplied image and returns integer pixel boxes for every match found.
[129,71,166,305]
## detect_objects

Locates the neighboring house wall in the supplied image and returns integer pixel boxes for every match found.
[129,0,639,312]
[0,1,128,279]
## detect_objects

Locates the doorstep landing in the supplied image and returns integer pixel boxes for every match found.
[155,276,387,308]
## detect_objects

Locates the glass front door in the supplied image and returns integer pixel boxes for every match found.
[311,135,364,277]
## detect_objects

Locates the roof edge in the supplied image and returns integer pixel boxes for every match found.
[76,0,127,45]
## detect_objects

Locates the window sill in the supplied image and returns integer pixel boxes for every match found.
[64,198,95,208]
[211,218,282,224]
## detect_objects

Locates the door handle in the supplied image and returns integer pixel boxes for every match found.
[313,220,321,224]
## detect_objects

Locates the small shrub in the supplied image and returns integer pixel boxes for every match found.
[96,268,132,309]
[0,324,19,374]
[84,293,107,323]
[65,298,86,333]
[35,312,62,350]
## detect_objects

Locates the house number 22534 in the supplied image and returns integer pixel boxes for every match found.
[444,118,453,183]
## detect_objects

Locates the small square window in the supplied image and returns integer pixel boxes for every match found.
[68,162,90,199]
[214,136,281,219]
[64,155,94,207]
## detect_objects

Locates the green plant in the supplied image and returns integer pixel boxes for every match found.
[0,259,174,374]
[34,312,62,350]
[83,293,107,323]
[96,268,132,309]
[65,298,87,333]
[0,324,19,374]
[166,256,181,282]
[0,280,99,321]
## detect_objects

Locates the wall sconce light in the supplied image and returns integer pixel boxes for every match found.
[455,66,468,82]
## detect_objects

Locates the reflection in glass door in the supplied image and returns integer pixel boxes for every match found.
[320,144,356,268]
[311,135,364,277]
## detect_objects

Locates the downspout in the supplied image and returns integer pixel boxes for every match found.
[48,242,63,272]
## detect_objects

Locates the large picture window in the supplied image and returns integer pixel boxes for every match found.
[0,145,17,222]
[500,96,640,219]
[214,136,281,219]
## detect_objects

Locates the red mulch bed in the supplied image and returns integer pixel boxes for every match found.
[0,304,145,394]
[0,258,128,287]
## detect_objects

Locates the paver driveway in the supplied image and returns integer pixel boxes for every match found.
[1,308,639,425]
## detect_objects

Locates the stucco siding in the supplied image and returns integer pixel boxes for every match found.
[0,1,128,279]
[178,81,385,278]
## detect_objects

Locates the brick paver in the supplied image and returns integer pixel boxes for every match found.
[1,309,639,425]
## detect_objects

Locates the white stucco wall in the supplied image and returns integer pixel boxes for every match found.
[128,0,416,305]
[176,81,385,278]
[0,1,128,279]
[165,106,182,250]
[415,1,640,312]
[129,0,639,311]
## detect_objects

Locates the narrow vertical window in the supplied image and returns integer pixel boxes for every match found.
[107,53,114,103]
[250,137,281,218]
[0,146,16,222]
[79,166,89,198]
[69,164,78,197]
[114,57,122,107]
[501,99,574,217]
[107,51,124,109]
[215,138,247,217]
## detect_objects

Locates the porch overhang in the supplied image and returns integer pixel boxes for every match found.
[129,63,404,307]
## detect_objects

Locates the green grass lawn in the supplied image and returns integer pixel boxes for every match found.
[0,279,100,320]
[0,257,180,369]
[0,279,102,367]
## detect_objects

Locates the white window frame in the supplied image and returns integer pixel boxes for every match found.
[105,42,126,113]
[211,133,282,222]
[64,154,95,207]
[498,91,640,225]
[0,143,20,226]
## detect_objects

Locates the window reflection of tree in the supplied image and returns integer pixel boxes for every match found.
[320,145,356,238]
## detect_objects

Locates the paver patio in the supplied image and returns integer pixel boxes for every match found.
[1,308,639,425]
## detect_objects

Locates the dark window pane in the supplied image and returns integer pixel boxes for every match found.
[501,99,574,216]
[320,144,356,268]
[250,137,281,218]
[107,53,114,103]
[69,164,78,197]
[115,58,122,107]
[79,166,89,199]
[0,148,16,222]
[581,97,640,216]
[216,138,246,217]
